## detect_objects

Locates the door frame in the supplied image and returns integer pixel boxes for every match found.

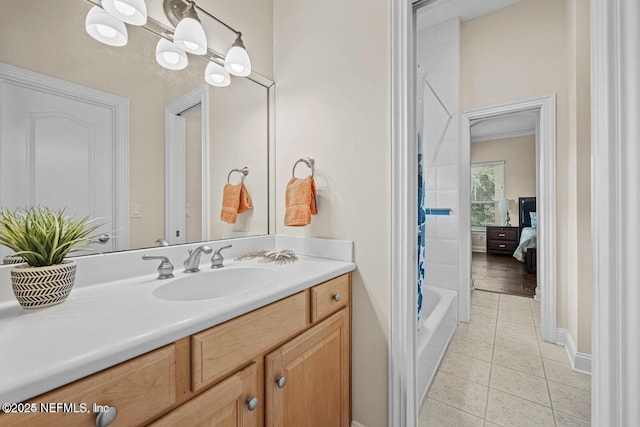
[390,0,418,426]
[0,61,129,251]
[164,85,210,244]
[460,94,557,342]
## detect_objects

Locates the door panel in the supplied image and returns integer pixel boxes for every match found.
[0,80,118,254]
[265,310,350,427]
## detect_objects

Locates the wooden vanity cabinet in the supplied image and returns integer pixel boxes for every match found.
[0,344,181,427]
[1,273,351,427]
[265,309,350,427]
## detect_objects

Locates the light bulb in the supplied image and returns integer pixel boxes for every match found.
[102,0,147,25]
[85,6,128,47]
[162,52,180,65]
[155,38,188,70]
[96,24,118,39]
[183,41,199,51]
[174,17,207,55]
[204,61,230,87]
[113,0,136,16]
[224,35,251,77]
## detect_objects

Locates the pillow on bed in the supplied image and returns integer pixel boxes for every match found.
[530,212,537,229]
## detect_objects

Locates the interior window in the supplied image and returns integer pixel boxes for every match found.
[471,161,505,228]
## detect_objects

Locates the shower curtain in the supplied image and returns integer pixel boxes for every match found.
[417,67,426,322]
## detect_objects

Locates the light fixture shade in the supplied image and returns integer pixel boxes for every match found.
[224,35,251,76]
[85,6,128,47]
[498,199,509,211]
[155,39,188,70]
[173,17,207,55]
[102,0,147,25]
[204,61,230,87]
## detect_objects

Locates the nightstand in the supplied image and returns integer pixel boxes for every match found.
[486,225,520,255]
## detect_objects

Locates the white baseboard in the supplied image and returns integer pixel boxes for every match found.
[351,421,366,427]
[471,246,486,253]
[556,328,592,375]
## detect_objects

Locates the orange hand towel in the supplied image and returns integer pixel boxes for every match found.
[284,176,317,226]
[238,184,253,213]
[221,183,253,224]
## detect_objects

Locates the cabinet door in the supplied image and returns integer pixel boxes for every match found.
[150,363,260,427]
[265,309,350,427]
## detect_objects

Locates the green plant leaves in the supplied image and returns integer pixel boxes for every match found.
[0,206,105,267]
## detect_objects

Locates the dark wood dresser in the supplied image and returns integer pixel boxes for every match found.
[486,225,520,255]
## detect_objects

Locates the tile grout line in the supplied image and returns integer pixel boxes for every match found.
[482,294,502,424]
[429,292,577,427]
[422,395,488,423]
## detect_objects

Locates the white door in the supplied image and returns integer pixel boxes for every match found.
[0,74,120,256]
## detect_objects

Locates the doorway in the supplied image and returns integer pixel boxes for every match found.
[460,95,557,342]
[164,85,210,245]
[469,111,538,298]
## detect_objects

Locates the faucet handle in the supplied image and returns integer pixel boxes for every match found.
[211,244,232,269]
[142,255,174,279]
[213,244,232,256]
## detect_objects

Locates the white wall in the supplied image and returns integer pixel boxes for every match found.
[417,19,461,294]
[273,1,390,425]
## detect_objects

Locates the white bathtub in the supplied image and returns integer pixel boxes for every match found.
[417,286,458,406]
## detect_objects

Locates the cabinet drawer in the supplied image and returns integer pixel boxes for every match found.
[1,345,177,427]
[150,363,259,427]
[488,240,517,252]
[310,274,350,323]
[487,228,518,241]
[191,291,308,391]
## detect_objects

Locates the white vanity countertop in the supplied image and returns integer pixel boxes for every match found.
[0,249,355,403]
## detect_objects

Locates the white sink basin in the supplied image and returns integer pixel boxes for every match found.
[153,266,276,301]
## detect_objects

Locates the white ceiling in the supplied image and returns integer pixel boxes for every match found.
[470,112,537,143]
[416,0,523,30]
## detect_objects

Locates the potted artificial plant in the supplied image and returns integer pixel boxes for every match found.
[0,206,102,308]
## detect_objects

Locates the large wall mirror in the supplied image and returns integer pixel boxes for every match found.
[0,0,273,257]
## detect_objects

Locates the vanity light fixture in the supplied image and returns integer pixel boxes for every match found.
[102,0,148,26]
[156,38,189,70]
[204,61,231,87]
[163,0,252,77]
[85,6,128,47]
[172,3,207,54]
[224,34,251,77]
[84,0,252,86]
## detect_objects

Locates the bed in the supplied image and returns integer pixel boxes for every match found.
[513,197,537,274]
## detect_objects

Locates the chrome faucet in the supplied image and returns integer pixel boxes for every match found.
[142,255,174,279]
[211,245,232,269]
[183,245,213,273]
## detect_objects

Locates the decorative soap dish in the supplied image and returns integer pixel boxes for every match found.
[235,249,298,264]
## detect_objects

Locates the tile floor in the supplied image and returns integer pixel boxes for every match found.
[418,290,591,427]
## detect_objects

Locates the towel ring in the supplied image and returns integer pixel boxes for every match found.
[292,157,315,178]
[227,167,249,184]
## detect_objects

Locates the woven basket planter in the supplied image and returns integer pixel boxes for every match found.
[3,255,25,265]
[11,261,77,309]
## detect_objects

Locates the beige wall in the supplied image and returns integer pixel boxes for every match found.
[462,0,591,353]
[273,0,390,425]
[471,135,536,249]
[0,0,272,250]
[209,78,269,238]
[569,0,592,354]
